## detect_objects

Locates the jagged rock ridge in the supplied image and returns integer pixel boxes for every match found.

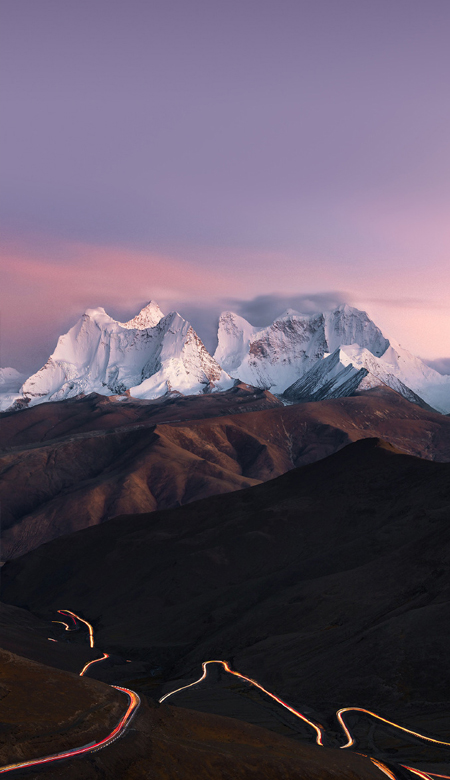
[214,304,450,413]
[19,303,233,406]
[1,300,449,413]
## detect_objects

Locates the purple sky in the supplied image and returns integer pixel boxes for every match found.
[1,0,450,373]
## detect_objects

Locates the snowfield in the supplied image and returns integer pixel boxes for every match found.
[1,301,449,413]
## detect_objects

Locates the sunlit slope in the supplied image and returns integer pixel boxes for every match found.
[2,387,450,560]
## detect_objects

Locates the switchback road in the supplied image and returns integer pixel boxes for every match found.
[0,610,448,779]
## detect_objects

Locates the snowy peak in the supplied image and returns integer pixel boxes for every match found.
[324,305,389,357]
[215,303,450,412]
[119,301,164,330]
[214,305,384,395]
[283,341,450,413]
[3,300,450,414]
[215,311,258,374]
[20,303,233,405]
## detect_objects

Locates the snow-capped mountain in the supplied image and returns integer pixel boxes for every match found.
[2,300,450,414]
[283,346,434,409]
[282,348,370,403]
[19,302,233,405]
[0,367,26,391]
[214,304,388,396]
[0,367,27,411]
[214,304,450,413]
[332,341,450,412]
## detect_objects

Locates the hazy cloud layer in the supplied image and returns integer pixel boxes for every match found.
[225,292,351,326]
[167,292,351,354]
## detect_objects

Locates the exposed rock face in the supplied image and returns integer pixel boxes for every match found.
[283,348,369,402]
[215,304,450,412]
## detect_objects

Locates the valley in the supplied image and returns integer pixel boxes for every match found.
[1,434,450,778]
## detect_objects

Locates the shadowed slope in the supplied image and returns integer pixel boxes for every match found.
[1,387,450,559]
[3,439,450,748]
[0,648,125,768]
[0,648,383,780]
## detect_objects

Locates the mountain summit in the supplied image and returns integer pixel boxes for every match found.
[214,304,389,395]
[1,301,449,413]
[214,304,450,413]
[19,303,233,405]
[118,300,164,329]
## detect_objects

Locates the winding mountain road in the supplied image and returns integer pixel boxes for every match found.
[0,611,139,776]
[0,610,449,779]
[161,660,450,780]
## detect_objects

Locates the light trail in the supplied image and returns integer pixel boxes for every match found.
[0,611,139,775]
[57,610,77,626]
[401,768,450,779]
[337,707,450,750]
[159,659,325,745]
[3,609,449,780]
[0,686,140,775]
[79,653,109,677]
[160,660,450,780]
[58,609,95,648]
[369,758,398,779]
[52,620,73,631]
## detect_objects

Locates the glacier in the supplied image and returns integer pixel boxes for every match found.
[214,303,450,414]
[1,300,449,414]
[18,302,233,406]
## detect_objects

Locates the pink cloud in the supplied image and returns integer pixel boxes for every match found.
[2,233,450,374]
[0,235,288,371]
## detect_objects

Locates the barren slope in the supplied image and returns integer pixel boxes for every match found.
[0,647,383,780]
[3,441,450,732]
[2,387,450,559]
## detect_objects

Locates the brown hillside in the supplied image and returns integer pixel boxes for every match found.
[1,386,450,558]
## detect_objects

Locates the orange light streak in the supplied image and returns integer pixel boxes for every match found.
[79,653,109,677]
[337,707,450,750]
[402,768,450,780]
[58,610,95,648]
[52,620,73,631]
[370,758,399,779]
[57,610,77,626]
[160,660,450,780]
[0,686,140,774]
[3,609,449,780]
[159,659,325,745]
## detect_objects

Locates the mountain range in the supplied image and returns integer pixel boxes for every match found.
[1,301,449,413]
